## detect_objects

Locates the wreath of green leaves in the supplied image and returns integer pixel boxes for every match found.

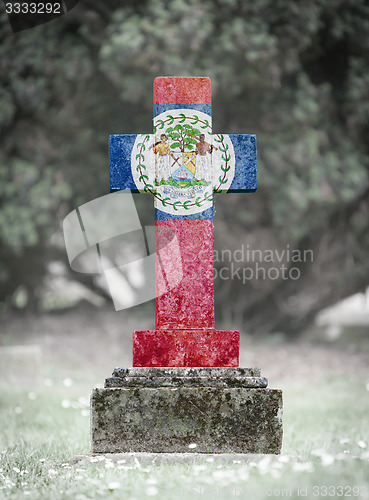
[135,113,231,211]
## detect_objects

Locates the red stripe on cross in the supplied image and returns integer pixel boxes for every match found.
[153,77,212,104]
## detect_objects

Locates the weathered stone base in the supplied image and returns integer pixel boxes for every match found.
[91,368,283,454]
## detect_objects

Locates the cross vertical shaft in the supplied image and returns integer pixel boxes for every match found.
[154,78,214,332]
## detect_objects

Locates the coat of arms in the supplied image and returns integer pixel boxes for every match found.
[150,120,217,188]
[131,109,236,216]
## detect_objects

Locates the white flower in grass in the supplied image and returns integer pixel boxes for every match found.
[292,462,314,472]
[200,475,213,485]
[188,443,197,449]
[358,440,367,449]
[193,464,207,472]
[81,410,89,417]
[272,461,283,470]
[117,465,130,470]
[116,459,126,464]
[88,479,100,486]
[339,438,349,444]
[13,467,20,474]
[238,468,249,481]
[321,454,335,466]
[311,449,325,457]
[39,459,46,463]
[206,457,214,463]
[15,407,22,414]
[48,469,58,477]
[108,482,121,491]
[89,458,99,463]
[271,468,281,479]
[336,453,349,460]
[27,392,37,400]
[256,455,272,474]
[146,486,159,496]
[104,462,114,469]
[24,491,31,496]
[212,469,230,479]
[146,477,158,485]
[61,400,70,409]
[4,477,14,487]
[78,396,89,407]
[366,382,369,391]
[63,378,73,387]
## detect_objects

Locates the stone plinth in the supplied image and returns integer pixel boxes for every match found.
[91,368,283,454]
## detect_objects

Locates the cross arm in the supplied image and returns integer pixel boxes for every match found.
[214,134,257,193]
[110,134,154,193]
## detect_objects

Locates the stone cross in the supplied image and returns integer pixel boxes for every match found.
[110,77,256,367]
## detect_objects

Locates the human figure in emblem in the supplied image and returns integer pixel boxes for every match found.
[195,134,215,183]
[150,134,172,181]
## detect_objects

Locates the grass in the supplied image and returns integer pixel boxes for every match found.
[0,377,369,499]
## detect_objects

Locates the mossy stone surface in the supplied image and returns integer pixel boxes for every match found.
[91,384,283,454]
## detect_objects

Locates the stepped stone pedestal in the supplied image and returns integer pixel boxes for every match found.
[88,77,283,455]
[91,367,283,454]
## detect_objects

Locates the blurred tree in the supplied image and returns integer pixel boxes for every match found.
[0,0,368,334]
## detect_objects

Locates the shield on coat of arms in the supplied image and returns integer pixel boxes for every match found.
[182,152,196,176]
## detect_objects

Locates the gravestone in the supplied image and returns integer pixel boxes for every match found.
[91,77,283,453]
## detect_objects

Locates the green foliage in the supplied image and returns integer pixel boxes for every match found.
[261,73,368,240]
[0,160,71,254]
